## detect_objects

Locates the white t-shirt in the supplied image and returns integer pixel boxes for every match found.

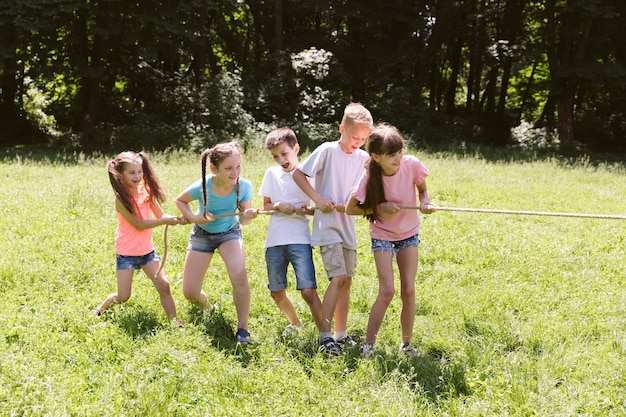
[259,166,313,248]
[298,141,369,250]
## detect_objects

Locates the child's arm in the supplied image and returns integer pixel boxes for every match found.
[116,199,179,230]
[292,169,334,212]
[264,196,296,214]
[417,182,437,214]
[346,197,402,216]
[174,190,214,224]
[150,199,187,225]
[346,197,365,216]
[238,200,258,226]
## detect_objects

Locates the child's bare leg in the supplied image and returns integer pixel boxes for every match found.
[271,289,301,326]
[94,269,133,314]
[366,250,395,344]
[182,250,213,311]
[320,275,347,334]
[220,239,250,331]
[143,261,177,320]
[301,288,323,330]
[333,275,351,334]
[397,247,418,344]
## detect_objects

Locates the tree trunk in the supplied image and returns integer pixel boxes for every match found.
[274,0,283,52]
[545,0,594,146]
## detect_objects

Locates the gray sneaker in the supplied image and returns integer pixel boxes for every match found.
[336,335,357,347]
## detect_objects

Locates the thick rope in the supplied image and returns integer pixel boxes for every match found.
[399,206,626,220]
[213,206,626,220]
[211,209,277,219]
[154,224,168,279]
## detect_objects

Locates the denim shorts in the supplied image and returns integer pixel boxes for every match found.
[187,224,242,253]
[116,250,160,271]
[371,234,420,255]
[265,244,317,291]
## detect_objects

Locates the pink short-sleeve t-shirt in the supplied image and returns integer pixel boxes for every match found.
[352,155,429,241]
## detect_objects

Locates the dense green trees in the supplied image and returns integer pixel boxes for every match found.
[1,0,624,151]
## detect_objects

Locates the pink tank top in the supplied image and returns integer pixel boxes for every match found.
[115,187,154,256]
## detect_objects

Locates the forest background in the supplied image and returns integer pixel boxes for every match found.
[1,0,625,154]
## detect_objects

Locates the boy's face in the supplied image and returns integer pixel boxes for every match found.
[339,123,370,154]
[269,142,300,172]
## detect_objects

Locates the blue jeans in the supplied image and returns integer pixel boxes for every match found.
[265,244,317,291]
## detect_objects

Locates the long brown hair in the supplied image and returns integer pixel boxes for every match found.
[362,124,405,222]
[200,141,242,218]
[107,151,166,216]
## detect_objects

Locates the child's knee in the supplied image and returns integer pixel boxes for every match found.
[152,277,171,293]
[116,293,131,303]
[300,288,319,302]
[270,290,286,302]
[331,274,349,288]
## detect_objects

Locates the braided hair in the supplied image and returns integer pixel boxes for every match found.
[200,141,243,218]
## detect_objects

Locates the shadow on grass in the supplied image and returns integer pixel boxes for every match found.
[278,327,469,401]
[112,307,164,339]
[372,345,470,401]
[188,305,260,366]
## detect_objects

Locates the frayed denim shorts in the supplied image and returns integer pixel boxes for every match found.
[116,250,160,270]
[371,234,420,256]
[187,224,242,253]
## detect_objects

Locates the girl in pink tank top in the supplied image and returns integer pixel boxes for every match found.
[92,151,184,325]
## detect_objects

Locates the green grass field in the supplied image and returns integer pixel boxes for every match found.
[1,147,625,416]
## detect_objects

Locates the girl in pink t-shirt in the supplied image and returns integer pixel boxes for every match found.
[347,124,436,357]
[92,152,183,323]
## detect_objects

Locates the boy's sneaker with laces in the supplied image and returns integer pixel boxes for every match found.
[336,335,356,347]
[360,343,374,358]
[399,342,417,357]
[281,323,301,338]
[320,337,342,355]
[235,328,251,345]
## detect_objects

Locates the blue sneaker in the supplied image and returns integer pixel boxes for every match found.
[235,328,251,345]
[320,337,341,355]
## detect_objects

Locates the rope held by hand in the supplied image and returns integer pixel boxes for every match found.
[211,209,278,219]
[399,206,626,220]
[154,224,168,279]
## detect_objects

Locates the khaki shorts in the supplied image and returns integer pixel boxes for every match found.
[320,243,356,279]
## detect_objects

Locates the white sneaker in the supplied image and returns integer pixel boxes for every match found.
[360,343,375,358]
[399,342,417,357]
[281,323,301,338]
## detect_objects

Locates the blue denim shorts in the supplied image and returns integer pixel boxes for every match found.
[187,224,242,253]
[116,250,160,270]
[265,244,317,291]
[371,234,420,255]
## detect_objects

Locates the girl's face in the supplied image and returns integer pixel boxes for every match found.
[211,154,241,185]
[269,142,300,172]
[121,162,143,188]
[372,149,403,176]
[339,123,370,154]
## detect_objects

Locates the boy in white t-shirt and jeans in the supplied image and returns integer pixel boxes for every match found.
[259,128,323,334]
[293,103,373,354]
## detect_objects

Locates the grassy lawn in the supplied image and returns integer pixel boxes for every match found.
[1,147,625,416]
